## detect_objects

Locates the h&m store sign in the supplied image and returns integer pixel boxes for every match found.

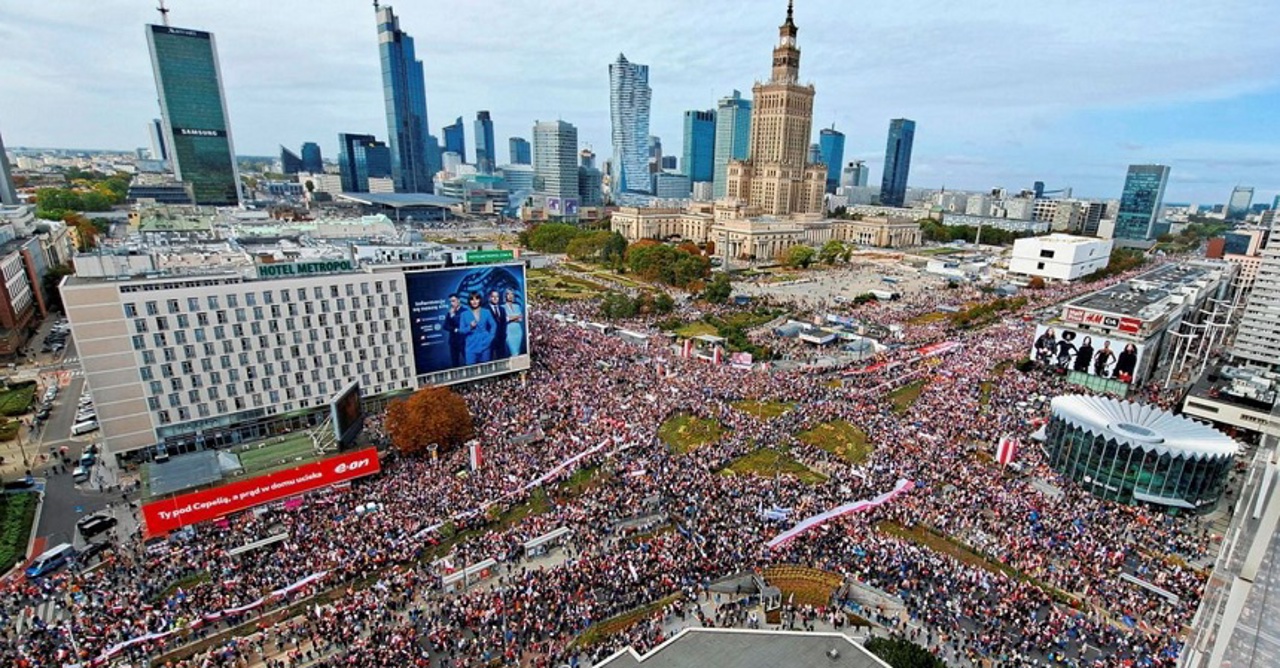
[257,259,355,279]
[1063,307,1142,334]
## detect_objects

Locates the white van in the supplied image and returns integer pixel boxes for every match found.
[71,420,99,436]
[26,543,76,578]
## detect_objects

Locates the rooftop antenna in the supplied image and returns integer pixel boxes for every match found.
[157,0,170,26]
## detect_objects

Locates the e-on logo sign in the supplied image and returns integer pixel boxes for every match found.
[257,260,355,279]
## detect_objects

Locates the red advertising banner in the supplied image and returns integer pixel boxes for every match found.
[1063,307,1143,334]
[143,447,381,536]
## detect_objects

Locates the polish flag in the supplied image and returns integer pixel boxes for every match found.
[468,441,483,471]
[682,339,693,359]
[713,347,723,364]
[996,436,1018,466]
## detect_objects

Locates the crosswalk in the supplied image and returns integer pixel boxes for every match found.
[12,596,70,635]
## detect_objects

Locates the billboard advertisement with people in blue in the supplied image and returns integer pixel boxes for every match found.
[405,264,528,376]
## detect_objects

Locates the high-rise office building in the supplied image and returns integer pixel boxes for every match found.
[1228,186,1255,221]
[661,156,677,171]
[280,146,303,174]
[338,133,391,193]
[807,143,822,165]
[146,22,242,205]
[533,120,579,205]
[147,118,169,163]
[579,150,603,207]
[609,53,652,194]
[443,117,465,161]
[0,129,15,206]
[376,5,435,193]
[840,160,868,189]
[474,111,495,175]
[725,2,825,215]
[509,137,531,165]
[300,142,323,174]
[1233,218,1280,370]
[879,118,916,208]
[681,109,716,186]
[713,90,751,199]
[1113,164,1170,243]
[818,126,845,194]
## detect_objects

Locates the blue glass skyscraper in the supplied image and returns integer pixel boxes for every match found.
[713,90,751,199]
[474,111,495,175]
[280,146,303,174]
[509,137,531,165]
[682,109,716,185]
[300,142,323,173]
[443,117,465,161]
[146,23,242,205]
[609,54,652,194]
[1114,164,1170,242]
[376,5,434,193]
[338,133,392,192]
[818,126,845,194]
[880,118,915,207]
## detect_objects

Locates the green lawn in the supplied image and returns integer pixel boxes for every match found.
[674,322,721,338]
[719,448,827,484]
[732,400,795,420]
[0,492,37,571]
[658,414,725,454]
[0,420,19,442]
[887,380,927,414]
[573,593,683,648]
[797,420,873,464]
[0,382,35,417]
[527,270,606,301]
[235,433,319,476]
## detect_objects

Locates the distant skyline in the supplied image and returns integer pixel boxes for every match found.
[0,0,1277,203]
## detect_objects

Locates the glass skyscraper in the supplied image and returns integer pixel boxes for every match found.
[681,109,716,185]
[509,137,531,165]
[376,5,435,193]
[713,90,751,199]
[1227,186,1254,221]
[0,129,15,206]
[474,111,495,175]
[879,118,915,208]
[338,133,391,193]
[146,23,242,205]
[147,118,168,163]
[818,126,845,194]
[1114,164,1170,242]
[280,146,303,174]
[533,120,579,212]
[443,117,465,161]
[300,142,323,173]
[609,54,652,194]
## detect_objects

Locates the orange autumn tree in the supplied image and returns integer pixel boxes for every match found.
[385,386,475,456]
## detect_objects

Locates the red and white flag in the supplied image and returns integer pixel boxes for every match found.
[996,435,1019,466]
[468,441,483,471]
[681,339,693,359]
[713,346,723,364]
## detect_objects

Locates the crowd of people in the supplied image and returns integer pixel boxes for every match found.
[0,257,1218,668]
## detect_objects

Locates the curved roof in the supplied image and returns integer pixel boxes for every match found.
[1050,394,1238,461]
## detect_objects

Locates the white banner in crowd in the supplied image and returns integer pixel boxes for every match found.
[767,479,915,549]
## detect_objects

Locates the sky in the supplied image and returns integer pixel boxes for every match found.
[1,0,1278,205]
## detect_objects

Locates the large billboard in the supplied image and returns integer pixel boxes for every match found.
[330,381,364,448]
[142,447,381,535]
[1032,325,1147,385]
[405,264,529,376]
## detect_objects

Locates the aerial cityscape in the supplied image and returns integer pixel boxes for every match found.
[0,1,1277,667]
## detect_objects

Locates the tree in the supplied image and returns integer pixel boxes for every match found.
[526,223,583,253]
[653,292,675,313]
[384,386,475,456]
[818,239,846,265]
[565,230,611,261]
[783,245,816,268]
[1026,276,1046,290]
[703,273,732,304]
[41,264,74,313]
[599,291,638,319]
[602,232,628,268]
[304,180,316,194]
[864,637,946,668]
[64,213,98,251]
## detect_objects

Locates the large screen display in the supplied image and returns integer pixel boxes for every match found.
[405,264,529,376]
[330,381,364,447]
[1031,325,1147,385]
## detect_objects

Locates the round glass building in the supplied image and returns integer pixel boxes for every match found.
[1044,395,1238,512]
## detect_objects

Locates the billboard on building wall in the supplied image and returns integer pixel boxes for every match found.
[1032,325,1146,385]
[142,447,380,535]
[404,263,529,377]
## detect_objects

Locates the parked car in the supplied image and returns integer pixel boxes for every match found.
[75,540,112,565]
[76,514,118,539]
[35,407,51,420]
[71,466,90,483]
[2,476,35,491]
[25,543,76,579]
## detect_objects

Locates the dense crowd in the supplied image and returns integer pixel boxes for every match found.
[0,258,1214,668]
